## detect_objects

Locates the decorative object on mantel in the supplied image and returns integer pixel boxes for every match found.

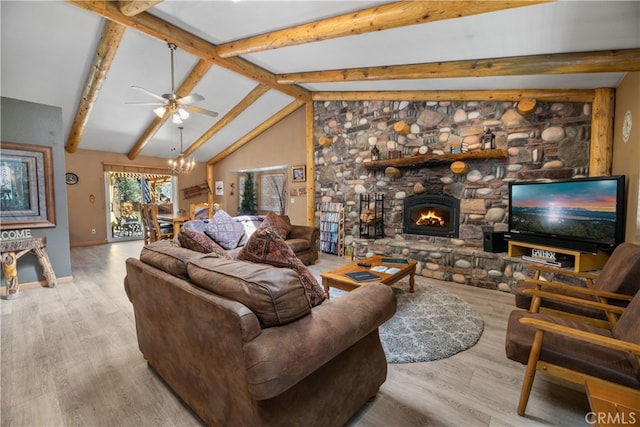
[517,98,537,115]
[169,126,195,174]
[370,145,380,161]
[318,136,333,147]
[481,127,496,150]
[329,281,484,363]
[450,161,469,175]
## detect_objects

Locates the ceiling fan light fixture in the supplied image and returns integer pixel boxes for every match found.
[172,112,182,124]
[177,107,190,121]
[153,106,166,118]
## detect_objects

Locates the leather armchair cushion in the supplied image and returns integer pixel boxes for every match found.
[285,238,311,252]
[505,310,640,388]
[187,255,311,328]
[140,240,205,279]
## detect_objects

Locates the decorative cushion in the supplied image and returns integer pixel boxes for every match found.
[237,227,325,307]
[177,227,230,259]
[204,210,245,250]
[187,255,311,328]
[234,215,264,247]
[259,212,291,239]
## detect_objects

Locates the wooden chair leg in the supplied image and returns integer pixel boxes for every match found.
[518,329,545,416]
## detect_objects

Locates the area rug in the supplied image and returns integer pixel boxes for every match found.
[330,282,484,363]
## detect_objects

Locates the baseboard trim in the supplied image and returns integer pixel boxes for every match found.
[70,240,108,248]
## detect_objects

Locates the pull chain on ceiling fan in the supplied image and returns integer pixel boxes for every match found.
[126,43,218,124]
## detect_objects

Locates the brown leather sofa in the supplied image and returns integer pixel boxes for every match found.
[182,215,320,265]
[124,240,396,426]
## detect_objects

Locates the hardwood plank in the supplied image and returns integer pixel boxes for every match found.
[1,242,590,426]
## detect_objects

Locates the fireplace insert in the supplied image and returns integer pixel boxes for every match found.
[403,194,459,237]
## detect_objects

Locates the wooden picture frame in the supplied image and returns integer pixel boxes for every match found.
[0,142,56,230]
[292,165,306,183]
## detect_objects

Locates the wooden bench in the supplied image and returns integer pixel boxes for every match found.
[1,236,56,299]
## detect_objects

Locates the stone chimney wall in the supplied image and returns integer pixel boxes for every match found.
[313,99,593,291]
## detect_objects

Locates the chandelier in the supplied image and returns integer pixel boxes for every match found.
[169,126,195,174]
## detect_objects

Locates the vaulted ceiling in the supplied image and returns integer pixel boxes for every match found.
[2,1,639,165]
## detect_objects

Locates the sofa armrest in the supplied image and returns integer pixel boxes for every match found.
[288,224,319,243]
[243,283,396,400]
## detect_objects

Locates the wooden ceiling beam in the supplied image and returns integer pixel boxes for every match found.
[278,48,640,84]
[182,84,271,158]
[65,20,125,153]
[119,0,163,17]
[312,89,596,103]
[208,99,305,165]
[217,0,552,58]
[66,0,310,101]
[127,59,212,159]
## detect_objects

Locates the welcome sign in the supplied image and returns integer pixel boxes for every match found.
[0,229,32,241]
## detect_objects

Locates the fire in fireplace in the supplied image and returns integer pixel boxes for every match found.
[403,194,460,237]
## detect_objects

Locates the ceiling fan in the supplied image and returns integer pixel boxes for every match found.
[126,43,218,124]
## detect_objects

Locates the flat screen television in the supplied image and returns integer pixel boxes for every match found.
[506,175,626,254]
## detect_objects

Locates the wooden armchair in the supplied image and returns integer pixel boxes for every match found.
[515,242,640,324]
[142,204,173,243]
[140,204,153,245]
[505,284,640,417]
[189,203,212,220]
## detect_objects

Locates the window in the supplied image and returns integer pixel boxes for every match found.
[260,173,286,213]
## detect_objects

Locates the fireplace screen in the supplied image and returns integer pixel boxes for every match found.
[403,194,459,237]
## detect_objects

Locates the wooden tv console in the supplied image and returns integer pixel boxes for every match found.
[508,241,610,272]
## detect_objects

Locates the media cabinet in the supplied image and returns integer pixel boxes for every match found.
[508,241,610,272]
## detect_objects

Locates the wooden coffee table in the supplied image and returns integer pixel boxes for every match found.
[321,255,416,299]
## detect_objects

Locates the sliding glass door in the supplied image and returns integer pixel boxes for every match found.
[106,172,175,242]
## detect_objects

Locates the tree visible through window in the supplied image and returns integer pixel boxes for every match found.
[260,173,286,214]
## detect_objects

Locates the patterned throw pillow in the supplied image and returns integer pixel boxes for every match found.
[259,212,291,239]
[237,227,325,307]
[204,210,245,250]
[177,227,231,259]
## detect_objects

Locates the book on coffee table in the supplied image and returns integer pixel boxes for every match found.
[344,271,380,282]
[381,258,409,265]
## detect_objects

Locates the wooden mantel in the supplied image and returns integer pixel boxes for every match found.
[364,149,508,170]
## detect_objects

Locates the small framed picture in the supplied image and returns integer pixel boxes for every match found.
[215,180,224,196]
[292,165,306,183]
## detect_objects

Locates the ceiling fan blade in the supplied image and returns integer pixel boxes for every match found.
[125,102,167,106]
[179,93,205,105]
[131,86,167,102]
[185,105,219,118]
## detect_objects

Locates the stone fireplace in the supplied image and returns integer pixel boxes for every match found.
[403,194,459,238]
[313,98,594,292]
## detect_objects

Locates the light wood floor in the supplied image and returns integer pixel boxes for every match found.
[1,241,591,426]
